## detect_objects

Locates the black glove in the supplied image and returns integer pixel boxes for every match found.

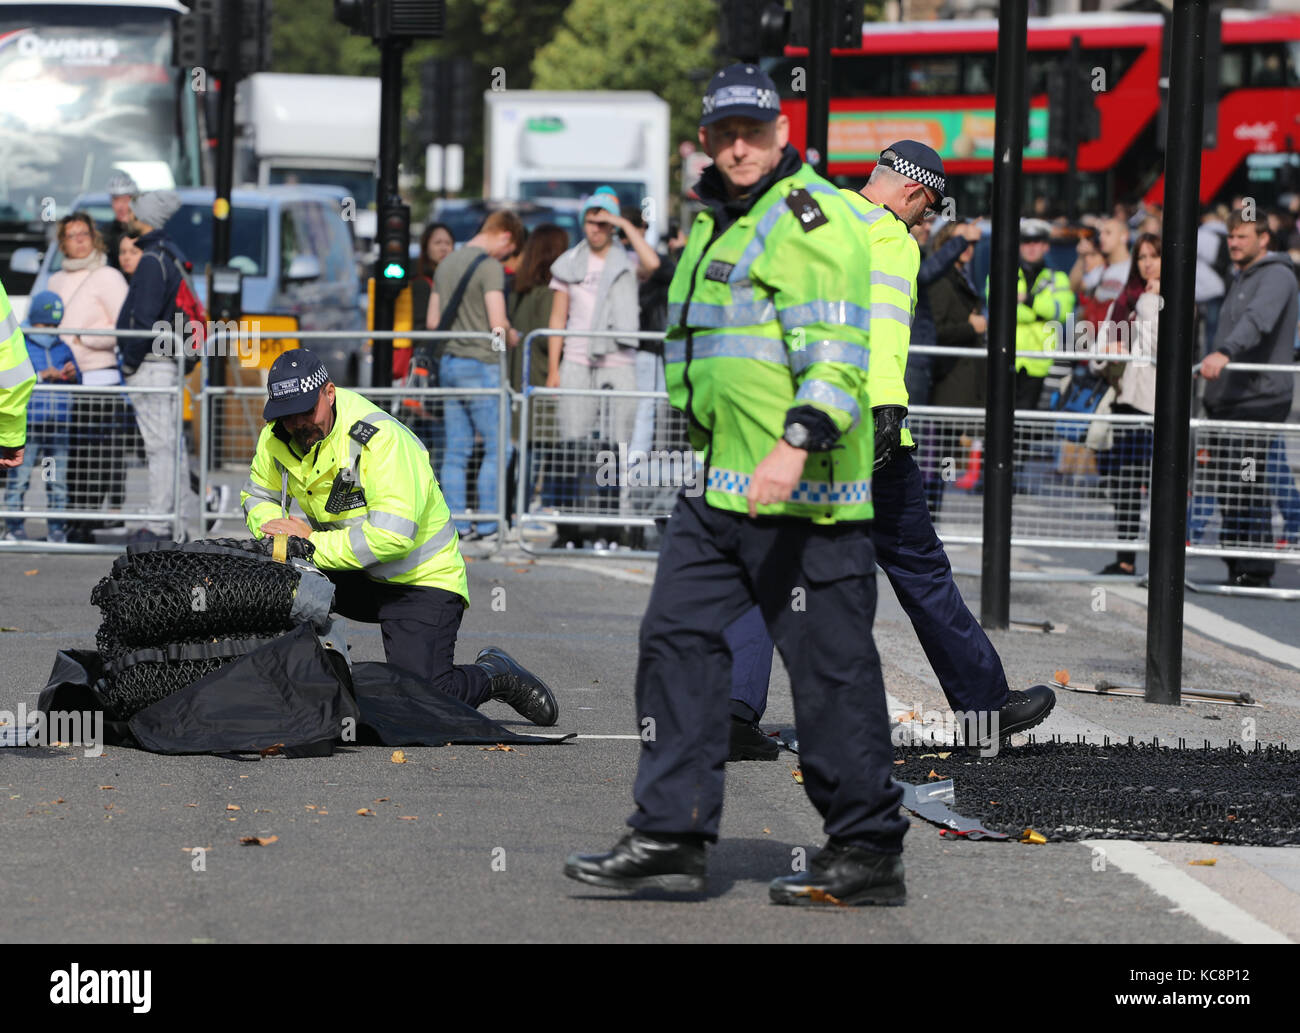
[872,405,910,472]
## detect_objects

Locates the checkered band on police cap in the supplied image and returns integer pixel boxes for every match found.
[263,348,331,420]
[878,140,946,196]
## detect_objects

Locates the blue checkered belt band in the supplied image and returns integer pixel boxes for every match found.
[706,467,871,505]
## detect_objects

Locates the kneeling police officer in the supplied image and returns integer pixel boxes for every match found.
[241,349,557,726]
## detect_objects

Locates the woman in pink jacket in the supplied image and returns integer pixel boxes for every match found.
[48,213,130,542]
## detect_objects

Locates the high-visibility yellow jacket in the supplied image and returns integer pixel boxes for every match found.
[665,161,876,523]
[241,387,468,603]
[0,280,36,450]
[840,192,920,446]
[985,266,1074,378]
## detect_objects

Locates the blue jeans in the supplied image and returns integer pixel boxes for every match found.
[4,423,70,535]
[439,354,506,535]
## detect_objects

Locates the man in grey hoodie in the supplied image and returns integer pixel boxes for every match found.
[1201,211,1299,587]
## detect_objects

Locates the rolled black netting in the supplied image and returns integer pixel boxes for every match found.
[91,538,323,719]
[895,740,1300,846]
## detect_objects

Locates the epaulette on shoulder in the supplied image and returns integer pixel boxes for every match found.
[349,419,380,446]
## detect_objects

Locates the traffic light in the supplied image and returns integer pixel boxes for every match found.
[420,57,475,147]
[377,202,411,293]
[174,5,209,68]
[1047,66,1070,159]
[789,0,863,49]
[239,0,273,78]
[717,0,789,62]
[335,0,445,41]
[1047,63,1100,159]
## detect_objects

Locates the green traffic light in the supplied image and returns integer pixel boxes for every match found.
[382,262,405,279]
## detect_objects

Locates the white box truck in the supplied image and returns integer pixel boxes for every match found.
[484,91,670,244]
[236,73,381,246]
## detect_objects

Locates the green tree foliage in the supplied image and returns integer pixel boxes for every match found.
[531,0,718,160]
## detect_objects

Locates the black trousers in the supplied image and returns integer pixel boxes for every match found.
[629,491,907,853]
[326,572,491,707]
[1205,401,1291,579]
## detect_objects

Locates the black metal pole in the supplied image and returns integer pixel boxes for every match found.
[1065,35,1080,224]
[980,0,1029,631]
[1145,0,1208,706]
[208,0,241,387]
[806,0,832,177]
[372,38,405,389]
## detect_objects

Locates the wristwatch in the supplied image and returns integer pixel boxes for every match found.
[782,422,810,449]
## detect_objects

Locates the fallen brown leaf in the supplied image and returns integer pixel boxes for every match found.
[374,797,390,803]
[791,768,804,785]
[355,808,374,816]
[800,888,846,907]
[398,815,418,821]
[927,769,943,779]
[23,569,37,576]
[479,744,516,752]
[185,803,198,808]
[1189,859,1217,866]
[390,750,407,764]
[98,785,115,791]
[896,710,920,723]
[240,835,278,846]
[1054,668,1070,685]
[1021,829,1047,844]
[259,743,284,757]
[226,804,241,811]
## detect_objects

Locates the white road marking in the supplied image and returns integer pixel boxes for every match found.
[542,559,656,586]
[1103,584,1300,672]
[1084,840,1293,944]
[576,734,643,740]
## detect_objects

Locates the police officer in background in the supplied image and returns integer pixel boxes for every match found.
[1,277,36,469]
[724,144,1056,754]
[565,65,908,906]
[241,349,557,726]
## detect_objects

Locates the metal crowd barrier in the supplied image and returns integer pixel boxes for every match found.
[6,322,1297,603]
[516,328,685,558]
[198,330,511,555]
[1,326,188,552]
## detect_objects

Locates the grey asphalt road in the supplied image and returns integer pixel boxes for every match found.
[1,542,1297,946]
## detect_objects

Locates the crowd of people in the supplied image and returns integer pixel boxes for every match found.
[2,175,198,546]
[6,164,1298,587]
[901,194,1300,587]
[396,189,687,550]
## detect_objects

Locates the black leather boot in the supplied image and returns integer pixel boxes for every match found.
[769,841,905,907]
[476,647,558,726]
[565,832,707,893]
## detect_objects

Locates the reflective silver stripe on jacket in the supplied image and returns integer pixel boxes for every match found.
[871,301,914,329]
[1,307,21,340]
[804,182,890,226]
[342,410,424,484]
[870,270,913,295]
[666,297,777,329]
[789,340,870,375]
[241,478,280,517]
[366,509,419,539]
[0,355,35,388]
[366,519,457,579]
[795,378,862,429]
[275,460,289,516]
[778,300,872,334]
[663,335,788,367]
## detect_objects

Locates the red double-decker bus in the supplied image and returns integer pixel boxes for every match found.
[767,10,1300,216]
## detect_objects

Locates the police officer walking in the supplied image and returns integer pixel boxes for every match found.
[724,144,1056,750]
[241,349,557,725]
[565,65,908,906]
